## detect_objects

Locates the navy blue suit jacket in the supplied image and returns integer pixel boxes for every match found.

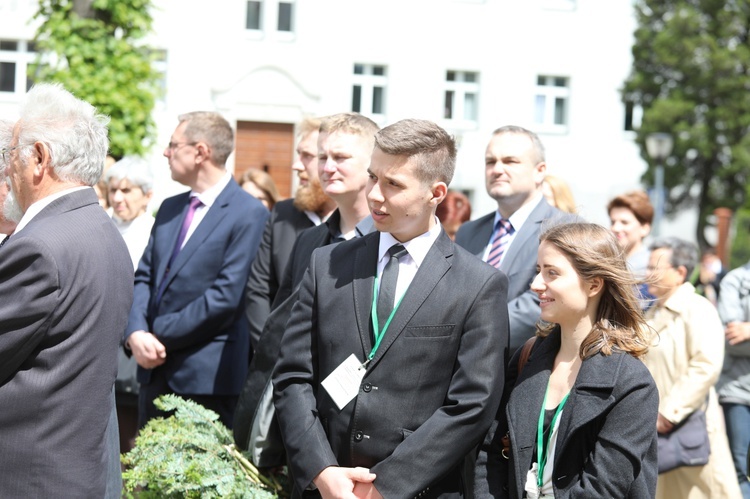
[126,178,269,395]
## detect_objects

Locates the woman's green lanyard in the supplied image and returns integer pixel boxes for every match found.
[369,277,406,360]
[536,386,570,489]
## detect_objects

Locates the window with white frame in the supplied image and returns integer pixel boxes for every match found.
[0,40,35,96]
[534,75,569,131]
[444,70,479,126]
[246,0,295,35]
[352,64,387,120]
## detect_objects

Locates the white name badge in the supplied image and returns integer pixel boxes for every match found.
[321,354,367,410]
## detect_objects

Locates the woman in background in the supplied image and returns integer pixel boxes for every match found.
[541,175,576,213]
[436,189,471,240]
[240,168,281,210]
[644,237,741,499]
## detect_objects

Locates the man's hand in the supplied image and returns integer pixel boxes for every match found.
[656,413,675,434]
[313,466,376,499]
[352,481,383,499]
[127,330,167,369]
[725,322,750,346]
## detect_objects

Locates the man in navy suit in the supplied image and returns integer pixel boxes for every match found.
[273,119,508,498]
[455,126,567,351]
[126,111,268,428]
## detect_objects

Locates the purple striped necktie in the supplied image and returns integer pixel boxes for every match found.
[486,218,513,269]
[155,196,203,306]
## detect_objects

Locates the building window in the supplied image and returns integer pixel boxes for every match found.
[352,64,387,119]
[246,0,295,35]
[277,1,293,31]
[534,75,569,131]
[246,1,262,30]
[0,40,35,96]
[444,70,479,126]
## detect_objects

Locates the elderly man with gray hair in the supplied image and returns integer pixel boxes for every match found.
[0,83,133,497]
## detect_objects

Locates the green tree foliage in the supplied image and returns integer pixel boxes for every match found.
[122,395,286,498]
[32,0,160,158]
[623,0,750,248]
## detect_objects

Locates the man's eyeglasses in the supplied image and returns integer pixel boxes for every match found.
[0,144,24,164]
[166,141,197,151]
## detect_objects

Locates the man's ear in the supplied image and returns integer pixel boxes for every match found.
[534,161,547,185]
[32,141,50,178]
[676,265,688,281]
[195,142,210,163]
[430,182,448,206]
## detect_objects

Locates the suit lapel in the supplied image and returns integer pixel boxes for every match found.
[365,232,453,371]
[468,213,494,257]
[155,192,190,286]
[499,200,549,273]
[353,233,379,359]
[162,183,235,290]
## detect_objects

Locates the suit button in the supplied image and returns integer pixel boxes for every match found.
[363,383,372,392]
[354,431,363,442]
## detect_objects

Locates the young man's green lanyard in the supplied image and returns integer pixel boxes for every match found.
[536,385,570,490]
[368,277,406,361]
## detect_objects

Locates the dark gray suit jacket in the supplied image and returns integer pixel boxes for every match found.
[0,189,133,498]
[273,230,510,498]
[245,198,314,349]
[455,199,566,351]
[475,331,658,498]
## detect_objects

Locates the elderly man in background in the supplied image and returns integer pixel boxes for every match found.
[0,83,133,497]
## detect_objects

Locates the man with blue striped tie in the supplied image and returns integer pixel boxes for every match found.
[456,126,568,351]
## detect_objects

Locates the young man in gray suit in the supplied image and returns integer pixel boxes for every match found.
[0,84,133,498]
[273,119,509,498]
[455,125,567,351]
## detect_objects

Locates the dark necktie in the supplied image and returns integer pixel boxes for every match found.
[0,234,9,248]
[155,196,203,306]
[377,244,408,322]
[486,218,513,269]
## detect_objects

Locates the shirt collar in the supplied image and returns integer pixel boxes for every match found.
[190,171,232,208]
[14,186,91,234]
[494,192,544,231]
[377,217,442,268]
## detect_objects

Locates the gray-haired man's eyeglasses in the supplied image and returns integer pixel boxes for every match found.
[0,145,24,164]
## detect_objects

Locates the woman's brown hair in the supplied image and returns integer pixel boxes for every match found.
[537,222,650,359]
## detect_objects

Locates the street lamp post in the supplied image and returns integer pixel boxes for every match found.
[645,132,674,238]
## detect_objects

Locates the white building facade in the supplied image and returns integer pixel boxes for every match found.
[0,0,696,235]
